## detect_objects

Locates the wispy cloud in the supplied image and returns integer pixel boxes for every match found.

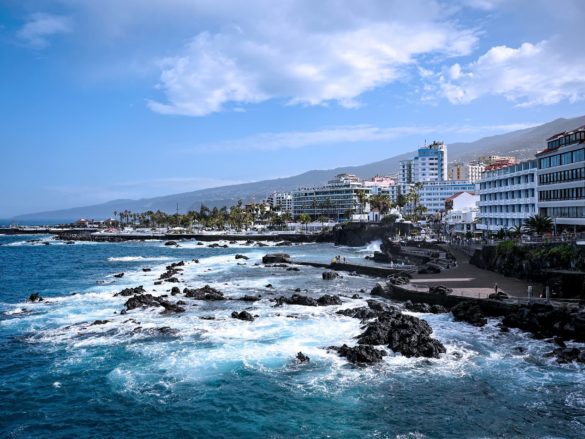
[187,122,540,153]
[17,13,72,49]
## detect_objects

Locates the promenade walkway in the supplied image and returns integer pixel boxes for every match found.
[410,246,543,299]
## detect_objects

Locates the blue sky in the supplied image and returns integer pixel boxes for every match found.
[1,0,585,217]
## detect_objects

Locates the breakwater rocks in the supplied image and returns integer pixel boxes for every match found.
[56,231,331,244]
[470,242,585,299]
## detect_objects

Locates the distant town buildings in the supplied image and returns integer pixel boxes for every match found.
[281,124,584,231]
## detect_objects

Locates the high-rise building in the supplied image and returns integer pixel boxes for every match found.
[536,126,585,229]
[400,141,447,184]
[412,141,448,182]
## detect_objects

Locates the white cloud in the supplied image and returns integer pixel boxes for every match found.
[431,34,585,106]
[144,0,477,116]
[189,122,539,152]
[17,13,72,48]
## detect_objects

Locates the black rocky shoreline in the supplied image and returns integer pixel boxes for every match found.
[22,251,585,367]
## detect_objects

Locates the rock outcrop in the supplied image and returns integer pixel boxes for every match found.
[262,253,290,264]
[231,310,255,321]
[450,301,487,327]
[183,285,225,301]
[329,344,387,364]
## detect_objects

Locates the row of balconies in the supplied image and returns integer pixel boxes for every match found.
[478,198,536,206]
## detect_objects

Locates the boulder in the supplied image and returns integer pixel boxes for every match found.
[322,271,339,280]
[142,268,152,272]
[488,291,510,300]
[286,267,300,272]
[277,241,293,246]
[183,285,225,300]
[235,254,249,260]
[231,310,255,321]
[91,320,110,326]
[451,301,487,327]
[366,300,393,313]
[317,294,343,306]
[114,272,125,278]
[403,300,448,314]
[124,294,185,314]
[329,344,386,364]
[170,286,181,295]
[238,295,260,302]
[262,253,290,264]
[27,293,43,303]
[164,241,178,246]
[114,286,146,297]
[429,285,452,296]
[357,309,446,358]
[275,294,318,306]
[296,352,310,363]
[545,347,585,364]
[336,307,379,320]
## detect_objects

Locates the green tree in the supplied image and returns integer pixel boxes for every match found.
[298,213,311,233]
[525,215,553,235]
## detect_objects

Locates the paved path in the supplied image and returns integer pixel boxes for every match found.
[410,247,543,299]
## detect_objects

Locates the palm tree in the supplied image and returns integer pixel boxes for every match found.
[298,213,311,233]
[525,215,553,235]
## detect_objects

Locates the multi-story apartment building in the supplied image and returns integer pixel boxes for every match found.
[265,192,292,213]
[477,160,538,231]
[448,163,485,182]
[401,141,448,184]
[399,160,413,185]
[536,126,585,229]
[363,176,399,203]
[419,180,476,214]
[292,174,369,220]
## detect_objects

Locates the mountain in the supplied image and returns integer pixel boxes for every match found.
[14,114,585,222]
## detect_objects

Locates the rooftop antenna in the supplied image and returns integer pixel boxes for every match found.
[176,203,179,216]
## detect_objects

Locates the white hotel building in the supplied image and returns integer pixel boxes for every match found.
[536,126,585,230]
[292,174,369,220]
[477,160,538,231]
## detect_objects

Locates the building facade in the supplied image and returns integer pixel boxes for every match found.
[400,141,447,184]
[477,160,538,231]
[536,126,585,229]
[265,192,292,213]
[448,163,485,182]
[419,181,476,214]
[292,174,369,220]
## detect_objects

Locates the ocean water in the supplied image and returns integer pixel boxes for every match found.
[1,234,584,438]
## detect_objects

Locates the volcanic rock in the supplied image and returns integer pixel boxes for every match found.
[322,271,339,280]
[115,286,146,297]
[231,310,255,321]
[451,301,487,327]
[262,253,290,264]
[183,285,225,300]
[329,344,386,364]
[317,294,342,306]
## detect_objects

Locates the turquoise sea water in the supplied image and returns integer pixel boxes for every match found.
[1,234,584,438]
